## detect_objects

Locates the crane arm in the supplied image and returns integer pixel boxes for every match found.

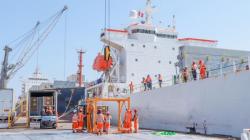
[7,6,68,80]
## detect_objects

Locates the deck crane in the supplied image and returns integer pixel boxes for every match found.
[0,6,68,89]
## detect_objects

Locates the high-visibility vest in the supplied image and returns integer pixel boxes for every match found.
[146,77,152,83]
[192,64,197,70]
[97,114,104,123]
[72,114,78,122]
[158,75,163,81]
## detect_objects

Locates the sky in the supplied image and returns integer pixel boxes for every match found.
[0,0,250,99]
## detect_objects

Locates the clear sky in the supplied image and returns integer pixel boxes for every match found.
[0,0,250,99]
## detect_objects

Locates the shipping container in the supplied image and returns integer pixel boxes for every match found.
[0,89,13,121]
[28,90,57,122]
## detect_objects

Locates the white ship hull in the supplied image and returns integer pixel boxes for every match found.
[104,70,250,137]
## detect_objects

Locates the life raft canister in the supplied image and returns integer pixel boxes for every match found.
[93,53,112,72]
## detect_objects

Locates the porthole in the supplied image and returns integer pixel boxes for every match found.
[169,61,172,64]
[154,46,157,49]
[172,47,175,51]
[143,45,146,48]
[135,58,138,62]
[131,73,135,76]
[158,60,161,63]
[131,44,134,47]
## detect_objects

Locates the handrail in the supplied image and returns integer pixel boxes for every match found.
[128,60,250,94]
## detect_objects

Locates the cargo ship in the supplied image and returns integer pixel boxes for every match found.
[86,0,250,137]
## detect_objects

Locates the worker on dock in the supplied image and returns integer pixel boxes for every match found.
[78,107,85,131]
[199,60,207,79]
[191,61,197,80]
[72,110,78,133]
[133,109,139,133]
[129,81,134,94]
[124,109,132,133]
[146,75,152,90]
[182,67,189,83]
[104,111,112,134]
[141,77,147,91]
[96,109,104,135]
[158,74,163,88]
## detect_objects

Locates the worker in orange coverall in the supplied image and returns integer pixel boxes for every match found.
[199,60,207,79]
[133,109,139,133]
[78,107,85,131]
[72,109,78,133]
[124,109,132,132]
[96,109,104,135]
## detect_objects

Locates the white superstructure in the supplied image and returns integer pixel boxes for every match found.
[86,0,250,137]
[22,68,49,96]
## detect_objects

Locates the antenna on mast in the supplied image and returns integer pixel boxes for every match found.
[145,0,154,24]
[172,14,176,30]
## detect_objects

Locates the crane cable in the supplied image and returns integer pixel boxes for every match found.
[63,11,68,80]
[7,6,68,79]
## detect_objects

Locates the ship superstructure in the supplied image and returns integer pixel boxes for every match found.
[86,0,250,137]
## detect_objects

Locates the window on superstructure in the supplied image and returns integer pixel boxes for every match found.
[131,29,155,34]
[131,43,134,47]
[143,45,146,48]
[131,73,135,76]
[158,60,161,63]
[135,58,138,62]
[154,46,157,49]
[172,47,175,51]
[169,61,172,64]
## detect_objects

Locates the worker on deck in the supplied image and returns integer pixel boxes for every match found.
[182,67,189,83]
[146,75,152,90]
[72,109,78,133]
[129,81,134,94]
[133,109,139,133]
[141,77,147,91]
[78,107,85,131]
[104,111,112,134]
[199,60,207,79]
[96,109,104,135]
[246,65,249,70]
[191,61,197,80]
[158,74,163,88]
[124,109,132,132]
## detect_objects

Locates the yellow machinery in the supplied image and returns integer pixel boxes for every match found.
[86,97,130,133]
[8,98,29,128]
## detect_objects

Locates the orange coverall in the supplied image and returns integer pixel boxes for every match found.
[78,112,85,130]
[200,64,207,79]
[124,110,132,131]
[72,114,78,131]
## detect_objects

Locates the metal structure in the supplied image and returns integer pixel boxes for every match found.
[86,97,130,133]
[77,50,85,87]
[0,6,68,89]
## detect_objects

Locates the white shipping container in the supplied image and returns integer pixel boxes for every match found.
[0,89,13,120]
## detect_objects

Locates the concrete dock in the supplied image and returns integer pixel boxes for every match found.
[0,128,235,140]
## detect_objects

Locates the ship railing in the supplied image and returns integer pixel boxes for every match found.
[129,60,250,94]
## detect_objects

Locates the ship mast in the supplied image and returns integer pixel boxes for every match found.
[145,0,154,24]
